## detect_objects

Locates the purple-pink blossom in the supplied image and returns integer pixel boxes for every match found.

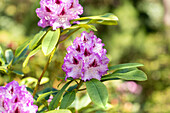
[36,0,83,30]
[0,81,38,113]
[62,31,109,81]
[116,81,142,95]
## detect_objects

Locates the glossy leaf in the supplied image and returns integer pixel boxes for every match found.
[61,29,69,35]
[15,40,30,57]
[49,81,72,110]
[38,87,58,95]
[69,94,91,110]
[12,70,24,76]
[20,77,37,87]
[0,65,8,73]
[63,24,97,33]
[72,13,118,21]
[101,68,147,81]
[13,45,29,64]
[60,91,76,109]
[71,13,118,25]
[37,91,58,103]
[45,109,71,113]
[65,84,78,93]
[23,45,41,67]
[78,24,97,31]
[94,20,118,25]
[0,46,4,57]
[5,49,14,64]
[42,28,60,56]
[0,46,5,65]
[109,63,144,71]
[86,79,108,109]
[29,27,49,50]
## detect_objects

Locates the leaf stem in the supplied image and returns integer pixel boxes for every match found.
[75,80,83,91]
[33,48,56,97]
[59,27,81,44]
[78,88,86,91]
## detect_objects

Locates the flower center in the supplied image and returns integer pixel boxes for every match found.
[76,45,81,52]
[14,97,19,103]
[15,107,20,113]
[73,57,79,64]
[10,87,14,94]
[60,8,65,15]
[90,59,98,67]
[84,49,91,56]
[83,36,88,42]
[70,2,74,9]
[55,0,61,4]
[45,6,51,12]
[2,100,5,108]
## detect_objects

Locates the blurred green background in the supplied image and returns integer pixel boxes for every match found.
[1,0,170,112]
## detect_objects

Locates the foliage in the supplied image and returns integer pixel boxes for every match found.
[3,0,170,113]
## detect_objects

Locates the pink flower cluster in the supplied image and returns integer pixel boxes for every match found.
[117,81,142,95]
[36,0,83,30]
[0,81,38,113]
[62,31,109,81]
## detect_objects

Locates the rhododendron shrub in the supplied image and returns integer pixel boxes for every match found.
[0,0,147,112]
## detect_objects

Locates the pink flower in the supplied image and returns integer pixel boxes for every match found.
[117,81,142,95]
[36,0,83,30]
[0,81,38,113]
[62,31,109,81]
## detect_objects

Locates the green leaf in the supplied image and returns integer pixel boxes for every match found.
[109,63,144,71]
[20,77,38,88]
[12,70,24,76]
[29,27,49,50]
[0,65,8,73]
[0,46,4,57]
[42,28,60,56]
[61,29,69,35]
[38,87,58,95]
[101,68,147,81]
[45,109,72,113]
[13,44,29,64]
[77,24,97,31]
[86,79,108,109]
[60,91,76,109]
[37,91,58,103]
[15,40,30,57]
[0,46,5,65]
[70,94,91,110]
[66,84,78,93]
[94,20,118,25]
[71,13,118,25]
[5,49,14,64]
[65,24,97,31]
[49,81,72,110]
[23,45,41,67]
